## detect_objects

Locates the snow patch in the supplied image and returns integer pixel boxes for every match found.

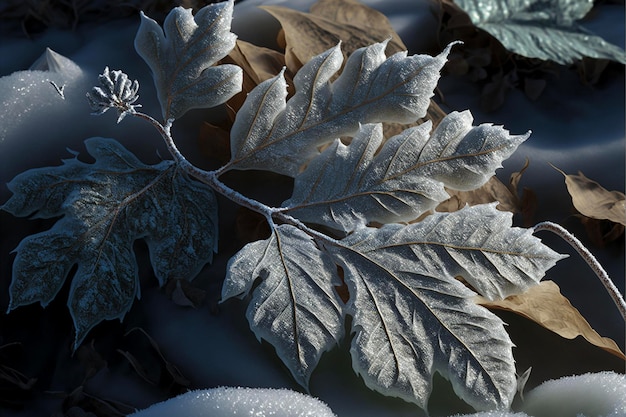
[520,371,626,417]
[128,387,337,417]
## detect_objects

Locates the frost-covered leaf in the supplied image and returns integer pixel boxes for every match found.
[325,204,563,410]
[452,0,626,64]
[222,225,344,387]
[262,0,448,130]
[227,41,456,176]
[283,111,528,232]
[134,0,242,120]
[2,138,218,349]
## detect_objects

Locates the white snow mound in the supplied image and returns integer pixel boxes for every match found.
[452,413,530,417]
[128,387,338,417]
[520,371,626,417]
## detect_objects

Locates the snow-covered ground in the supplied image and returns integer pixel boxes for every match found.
[125,372,626,417]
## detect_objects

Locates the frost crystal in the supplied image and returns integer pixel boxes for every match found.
[86,67,141,122]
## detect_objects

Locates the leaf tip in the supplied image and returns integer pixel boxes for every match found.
[549,162,566,177]
[444,40,464,55]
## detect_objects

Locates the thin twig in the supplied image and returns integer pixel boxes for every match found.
[533,221,626,321]
[132,111,341,247]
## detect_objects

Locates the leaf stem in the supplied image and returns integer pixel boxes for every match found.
[532,221,626,321]
[133,111,341,247]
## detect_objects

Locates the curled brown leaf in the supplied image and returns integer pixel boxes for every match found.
[554,166,626,226]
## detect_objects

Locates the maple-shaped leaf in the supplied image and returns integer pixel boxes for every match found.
[283,111,528,232]
[226,41,457,176]
[222,224,344,387]
[326,204,564,410]
[134,0,242,120]
[2,138,218,349]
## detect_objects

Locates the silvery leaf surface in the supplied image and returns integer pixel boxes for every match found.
[453,0,626,64]
[227,41,456,176]
[283,111,528,232]
[222,224,344,387]
[326,204,564,410]
[2,138,218,349]
[134,0,242,120]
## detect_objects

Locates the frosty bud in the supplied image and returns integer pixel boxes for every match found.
[86,67,141,123]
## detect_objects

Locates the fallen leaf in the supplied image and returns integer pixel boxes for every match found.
[509,158,537,226]
[509,157,529,192]
[554,166,626,226]
[261,0,405,74]
[580,216,625,247]
[437,176,518,213]
[222,40,292,114]
[476,280,625,359]
[228,40,288,86]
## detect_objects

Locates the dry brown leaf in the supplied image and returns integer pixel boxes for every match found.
[221,39,292,115]
[225,40,289,92]
[437,176,518,213]
[201,40,286,165]
[261,0,406,74]
[580,216,625,247]
[509,157,529,192]
[476,280,625,359]
[554,166,626,226]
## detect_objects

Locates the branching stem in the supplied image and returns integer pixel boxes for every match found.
[132,112,626,319]
[533,221,626,321]
[133,111,341,247]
